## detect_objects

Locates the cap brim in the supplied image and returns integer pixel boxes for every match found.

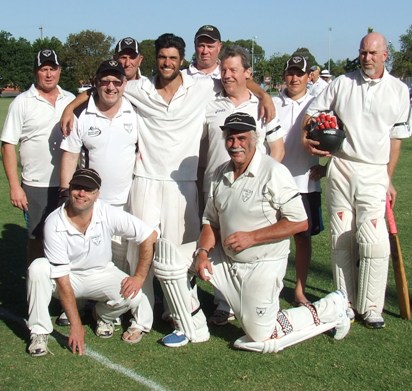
[69,177,100,190]
[220,124,255,132]
[195,33,219,41]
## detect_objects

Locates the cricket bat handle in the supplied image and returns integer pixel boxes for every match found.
[386,197,398,234]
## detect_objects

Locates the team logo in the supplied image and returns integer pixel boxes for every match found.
[256,307,266,317]
[292,56,301,64]
[42,49,52,57]
[109,60,119,67]
[124,38,134,46]
[124,123,133,133]
[87,126,101,137]
[242,189,253,202]
[91,235,102,245]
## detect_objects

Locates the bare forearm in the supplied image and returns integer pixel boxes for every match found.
[61,91,89,136]
[198,224,219,252]
[247,79,266,99]
[388,138,402,179]
[134,231,157,280]
[224,218,308,253]
[1,142,20,189]
[60,151,80,188]
[268,139,285,162]
[56,277,82,328]
[253,219,308,244]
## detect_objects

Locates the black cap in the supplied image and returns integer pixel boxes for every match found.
[96,60,126,78]
[69,168,101,190]
[284,56,308,73]
[114,37,140,55]
[220,112,256,132]
[195,25,221,41]
[34,49,59,69]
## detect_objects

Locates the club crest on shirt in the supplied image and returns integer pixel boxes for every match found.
[124,123,133,133]
[87,126,101,137]
[256,307,266,317]
[242,189,253,202]
[91,235,102,245]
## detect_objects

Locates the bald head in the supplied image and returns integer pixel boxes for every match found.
[359,32,388,79]
[360,32,388,52]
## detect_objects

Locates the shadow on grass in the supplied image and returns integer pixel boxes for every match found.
[0,223,27,317]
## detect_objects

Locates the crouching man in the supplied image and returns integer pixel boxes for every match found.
[27,168,157,357]
[154,113,350,352]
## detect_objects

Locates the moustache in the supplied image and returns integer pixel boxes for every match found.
[229,147,245,154]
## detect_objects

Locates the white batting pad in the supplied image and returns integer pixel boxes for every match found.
[356,219,390,314]
[154,238,209,342]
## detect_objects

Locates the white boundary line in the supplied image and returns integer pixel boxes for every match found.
[0,307,169,391]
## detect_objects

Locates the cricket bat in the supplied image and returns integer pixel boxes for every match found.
[386,197,411,320]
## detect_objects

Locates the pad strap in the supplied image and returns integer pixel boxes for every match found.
[303,303,321,326]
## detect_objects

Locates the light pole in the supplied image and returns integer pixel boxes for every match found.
[251,36,257,75]
[328,27,332,72]
[39,26,43,40]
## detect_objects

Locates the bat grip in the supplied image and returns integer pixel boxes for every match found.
[386,197,398,235]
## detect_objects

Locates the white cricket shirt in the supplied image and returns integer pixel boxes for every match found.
[44,199,153,278]
[1,85,75,187]
[203,151,307,263]
[61,96,138,205]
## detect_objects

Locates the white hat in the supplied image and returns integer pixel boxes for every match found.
[320,69,332,78]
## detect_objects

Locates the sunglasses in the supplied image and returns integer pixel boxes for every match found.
[70,185,99,194]
[98,79,124,87]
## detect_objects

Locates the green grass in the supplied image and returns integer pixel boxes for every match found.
[1,97,412,390]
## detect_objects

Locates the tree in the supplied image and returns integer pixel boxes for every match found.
[0,31,33,90]
[139,39,156,77]
[61,30,115,88]
[32,36,64,56]
[391,25,412,78]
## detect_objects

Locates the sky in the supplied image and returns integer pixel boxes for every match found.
[2,0,411,66]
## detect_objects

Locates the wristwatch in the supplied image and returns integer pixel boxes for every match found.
[194,247,209,257]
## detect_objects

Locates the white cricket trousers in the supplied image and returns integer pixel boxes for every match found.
[27,258,142,335]
[126,176,201,332]
[178,242,341,342]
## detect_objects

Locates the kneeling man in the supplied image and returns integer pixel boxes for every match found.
[154,113,350,352]
[27,168,157,356]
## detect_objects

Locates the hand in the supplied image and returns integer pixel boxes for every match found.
[302,132,331,157]
[258,93,276,124]
[387,182,398,208]
[224,231,255,253]
[195,252,212,281]
[309,164,327,181]
[68,324,86,355]
[9,185,28,211]
[121,276,143,299]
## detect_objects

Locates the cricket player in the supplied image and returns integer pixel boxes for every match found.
[1,49,75,263]
[26,168,157,357]
[153,112,350,352]
[302,32,411,328]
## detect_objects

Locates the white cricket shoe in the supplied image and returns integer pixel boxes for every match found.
[28,334,49,357]
[95,319,114,338]
[329,290,351,340]
[363,310,385,329]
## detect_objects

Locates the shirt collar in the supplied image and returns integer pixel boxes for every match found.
[359,67,388,84]
[188,62,221,79]
[56,200,103,234]
[280,89,310,106]
[223,149,262,182]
